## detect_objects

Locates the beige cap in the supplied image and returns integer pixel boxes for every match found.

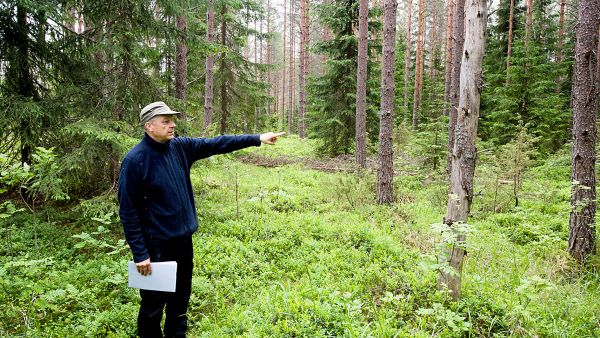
[140,101,180,124]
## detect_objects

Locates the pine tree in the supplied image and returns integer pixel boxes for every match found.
[377,0,397,204]
[356,0,369,168]
[568,0,599,262]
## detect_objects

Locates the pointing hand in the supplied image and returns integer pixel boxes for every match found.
[260,132,286,145]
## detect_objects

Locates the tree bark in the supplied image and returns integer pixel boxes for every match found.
[356,0,369,168]
[412,0,425,130]
[525,0,533,53]
[568,0,600,262]
[288,0,295,134]
[281,0,287,122]
[299,0,310,138]
[204,0,215,134]
[443,0,455,116]
[440,0,487,301]
[555,0,566,92]
[220,4,228,134]
[447,0,465,177]
[376,0,398,204]
[175,14,188,131]
[403,0,413,120]
[267,0,273,115]
[506,0,515,82]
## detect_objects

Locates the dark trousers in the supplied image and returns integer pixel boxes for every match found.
[138,236,193,338]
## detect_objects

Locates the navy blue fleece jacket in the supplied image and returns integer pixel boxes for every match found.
[118,133,261,262]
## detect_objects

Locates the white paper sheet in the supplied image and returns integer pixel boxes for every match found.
[128,261,177,292]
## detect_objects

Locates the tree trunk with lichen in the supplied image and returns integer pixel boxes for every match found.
[568,0,600,262]
[439,0,487,301]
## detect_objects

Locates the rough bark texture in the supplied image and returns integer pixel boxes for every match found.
[440,0,487,301]
[281,0,287,120]
[220,4,228,134]
[356,0,369,168]
[204,0,215,133]
[568,0,600,262]
[443,0,455,116]
[298,0,309,138]
[288,0,295,134]
[412,0,425,130]
[447,0,465,177]
[267,0,273,115]
[376,0,398,205]
[506,0,515,76]
[555,0,566,92]
[403,0,413,119]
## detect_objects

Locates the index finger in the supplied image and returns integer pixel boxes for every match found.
[273,132,286,137]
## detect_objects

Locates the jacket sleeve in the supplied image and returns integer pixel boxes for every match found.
[117,158,149,263]
[181,134,261,162]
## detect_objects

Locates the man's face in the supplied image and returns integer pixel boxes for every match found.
[146,115,176,142]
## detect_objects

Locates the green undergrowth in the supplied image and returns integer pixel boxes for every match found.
[1,137,598,337]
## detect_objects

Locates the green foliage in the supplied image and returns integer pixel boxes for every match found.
[307,0,382,156]
[480,0,572,154]
[0,147,69,209]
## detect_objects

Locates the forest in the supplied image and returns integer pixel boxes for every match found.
[0,0,599,336]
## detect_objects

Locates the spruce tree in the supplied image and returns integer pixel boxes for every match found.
[308,0,381,156]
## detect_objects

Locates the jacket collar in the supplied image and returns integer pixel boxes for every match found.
[143,133,171,152]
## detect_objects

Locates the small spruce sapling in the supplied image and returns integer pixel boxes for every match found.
[492,122,537,211]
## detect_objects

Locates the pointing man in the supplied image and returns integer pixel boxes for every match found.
[118,101,284,337]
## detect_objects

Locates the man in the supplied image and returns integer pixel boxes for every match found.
[118,101,283,337]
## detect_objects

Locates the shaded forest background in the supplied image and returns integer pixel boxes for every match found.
[0,0,578,186]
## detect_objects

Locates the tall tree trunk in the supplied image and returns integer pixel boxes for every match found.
[428,1,439,106]
[204,0,215,134]
[220,4,228,134]
[166,16,174,96]
[446,0,465,177]
[267,0,272,115]
[568,0,600,262]
[525,0,533,53]
[376,0,398,204]
[254,14,258,64]
[281,0,287,123]
[175,14,188,132]
[506,0,515,82]
[443,0,455,116]
[356,0,369,168]
[299,0,309,138]
[555,0,566,92]
[412,0,425,130]
[440,0,487,300]
[403,0,413,120]
[288,1,295,134]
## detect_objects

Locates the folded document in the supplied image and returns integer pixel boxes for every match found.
[128,261,177,292]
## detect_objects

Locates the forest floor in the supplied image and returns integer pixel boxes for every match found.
[1,136,599,337]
